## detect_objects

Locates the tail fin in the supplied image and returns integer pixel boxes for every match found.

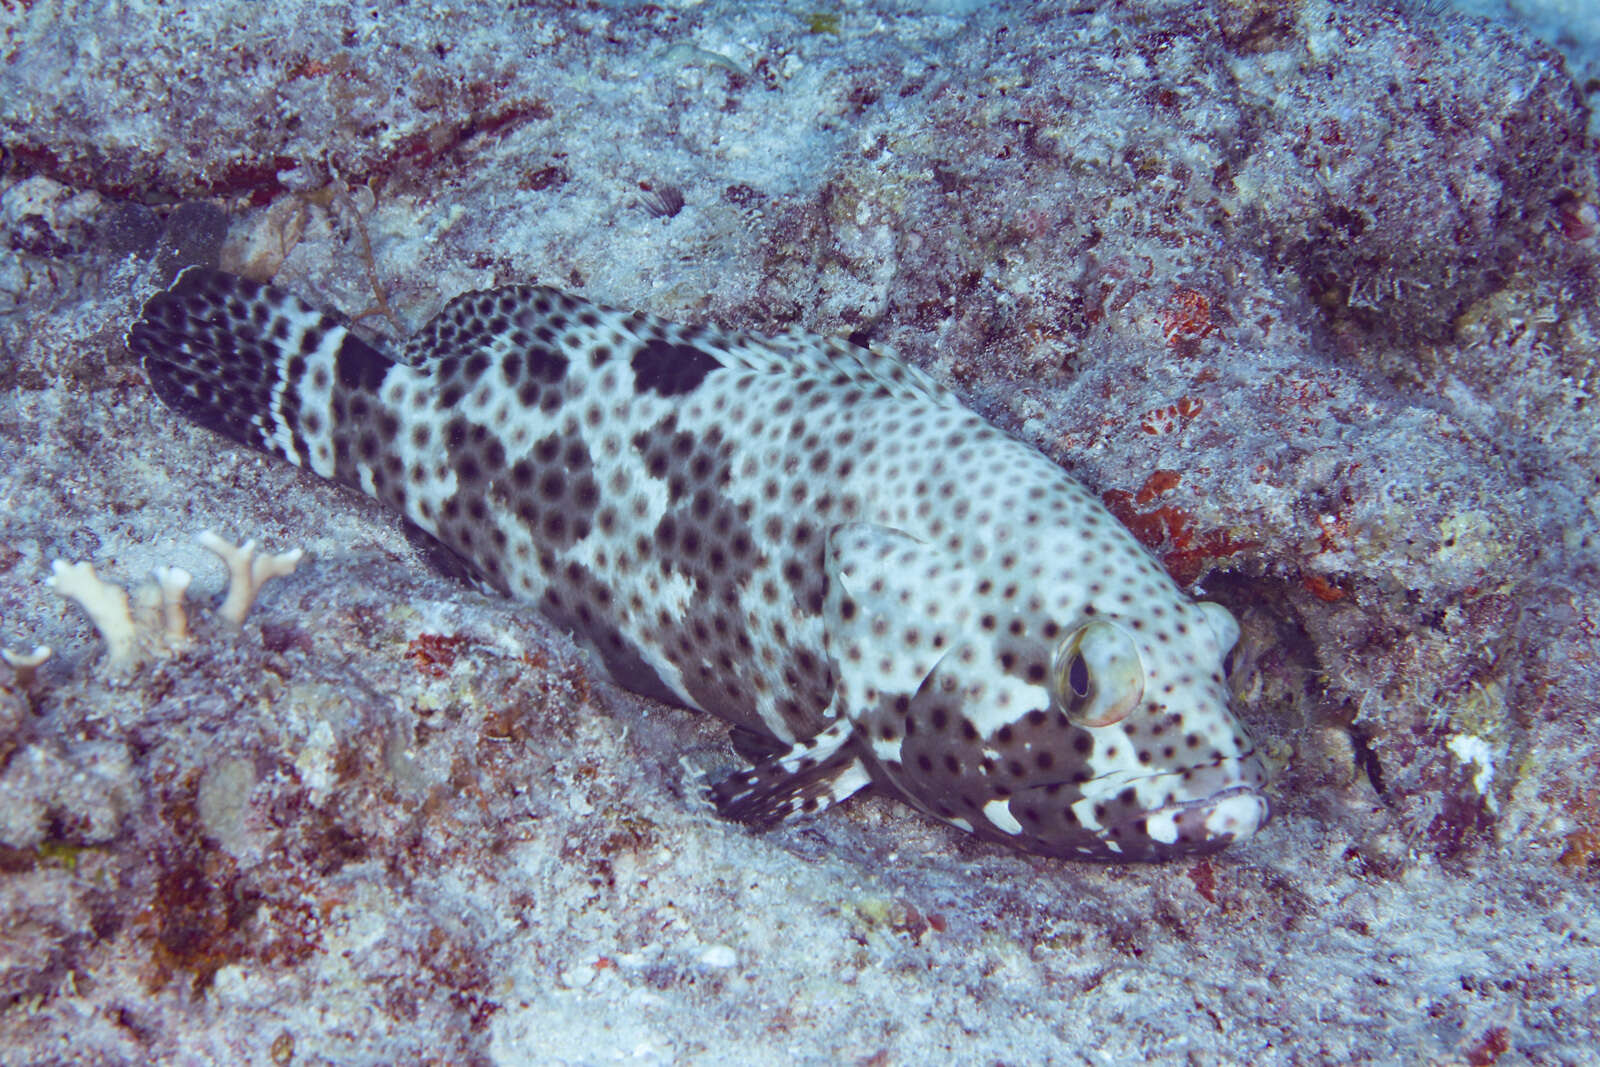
[126,267,395,480]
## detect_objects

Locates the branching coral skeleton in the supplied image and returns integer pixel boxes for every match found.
[196,531,305,626]
[48,560,146,667]
[23,530,305,674]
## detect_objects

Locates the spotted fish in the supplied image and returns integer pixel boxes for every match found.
[127,266,1270,860]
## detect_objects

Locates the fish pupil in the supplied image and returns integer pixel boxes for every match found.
[1068,653,1090,698]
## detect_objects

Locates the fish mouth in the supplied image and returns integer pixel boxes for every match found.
[1064,751,1271,858]
[1136,784,1270,853]
[1071,750,1270,823]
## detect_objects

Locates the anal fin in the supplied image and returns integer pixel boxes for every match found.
[710,719,871,829]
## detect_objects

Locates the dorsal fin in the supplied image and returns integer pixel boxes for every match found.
[718,326,958,406]
[401,284,957,406]
[399,284,568,368]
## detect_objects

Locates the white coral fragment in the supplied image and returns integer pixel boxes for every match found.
[153,566,193,642]
[197,530,304,626]
[48,560,142,668]
[48,558,188,670]
[42,531,303,673]
[1,644,52,686]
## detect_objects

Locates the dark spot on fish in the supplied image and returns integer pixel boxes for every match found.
[631,339,720,396]
[334,334,390,392]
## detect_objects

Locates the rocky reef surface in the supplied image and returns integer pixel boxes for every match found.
[2,0,1597,1062]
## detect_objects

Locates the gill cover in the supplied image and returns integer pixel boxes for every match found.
[1051,620,1145,727]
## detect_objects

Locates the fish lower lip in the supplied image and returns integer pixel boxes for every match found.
[1143,784,1271,847]
[1153,784,1268,819]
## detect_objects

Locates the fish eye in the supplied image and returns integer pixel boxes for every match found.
[1052,620,1145,727]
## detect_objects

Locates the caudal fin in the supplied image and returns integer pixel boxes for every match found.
[126,267,394,478]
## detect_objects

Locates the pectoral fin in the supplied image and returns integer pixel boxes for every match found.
[709,718,871,828]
